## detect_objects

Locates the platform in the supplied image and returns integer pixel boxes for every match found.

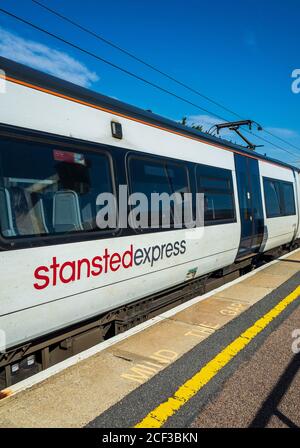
[0,249,299,428]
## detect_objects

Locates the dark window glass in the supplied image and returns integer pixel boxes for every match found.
[263,179,281,217]
[166,165,189,196]
[199,176,231,191]
[129,157,190,228]
[196,164,235,224]
[204,193,235,221]
[281,182,296,215]
[263,177,296,218]
[0,138,114,238]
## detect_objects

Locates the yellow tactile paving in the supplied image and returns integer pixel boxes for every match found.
[135,285,300,428]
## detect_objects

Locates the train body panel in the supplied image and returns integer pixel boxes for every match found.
[295,171,300,239]
[259,161,298,251]
[0,226,239,349]
[0,78,235,169]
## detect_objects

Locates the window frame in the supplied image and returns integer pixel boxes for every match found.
[263,176,296,218]
[0,127,118,249]
[126,152,192,233]
[195,163,237,226]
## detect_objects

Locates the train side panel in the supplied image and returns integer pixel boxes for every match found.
[0,224,240,349]
[0,63,299,352]
[0,79,235,169]
[259,161,298,251]
[295,171,300,239]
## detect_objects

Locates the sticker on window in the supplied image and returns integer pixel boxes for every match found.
[53,150,86,166]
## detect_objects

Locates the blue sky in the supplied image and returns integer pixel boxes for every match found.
[0,0,300,166]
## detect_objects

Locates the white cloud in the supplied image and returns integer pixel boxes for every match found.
[179,114,233,136]
[184,114,224,131]
[181,116,299,142]
[0,27,99,87]
[178,114,248,145]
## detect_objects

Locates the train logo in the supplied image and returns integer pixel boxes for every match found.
[33,240,187,290]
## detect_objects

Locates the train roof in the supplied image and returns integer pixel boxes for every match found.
[0,56,299,173]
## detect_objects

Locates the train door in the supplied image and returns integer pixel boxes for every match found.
[234,154,264,259]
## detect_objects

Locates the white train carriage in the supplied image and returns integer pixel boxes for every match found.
[0,57,299,386]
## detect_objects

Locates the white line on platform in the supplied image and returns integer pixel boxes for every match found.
[1,247,299,401]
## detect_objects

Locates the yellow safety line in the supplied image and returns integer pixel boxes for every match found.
[135,285,300,428]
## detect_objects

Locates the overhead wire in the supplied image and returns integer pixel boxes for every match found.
[31,0,300,157]
[0,5,299,165]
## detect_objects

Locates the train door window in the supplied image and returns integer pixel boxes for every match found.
[128,156,190,229]
[0,137,114,239]
[281,182,296,216]
[196,164,235,225]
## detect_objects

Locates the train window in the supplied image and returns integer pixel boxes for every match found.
[196,164,235,225]
[263,179,281,217]
[0,137,114,238]
[263,177,296,218]
[281,182,296,216]
[128,157,190,229]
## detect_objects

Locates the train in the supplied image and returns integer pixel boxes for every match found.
[0,56,299,388]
